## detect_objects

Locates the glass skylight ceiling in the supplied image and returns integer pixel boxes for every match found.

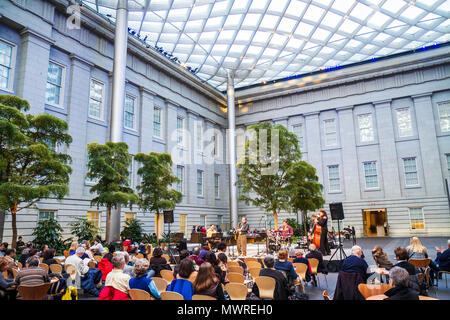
[81,0,450,91]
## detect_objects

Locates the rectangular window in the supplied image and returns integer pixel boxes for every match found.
[127,157,134,188]
[396,108,413,137]
[153,106,162,137]
[363,161,379,189]
[176,165,184,194]
[438,102,450,132]
[124,95,135,129]
[212,132,219,156]
[328,165,341,192]
[214,174,220,199]
[39,211,55,221]
[293,124,304,149]
[200,215,206,227]
[358,114,374,142]
[324,119,337,146]
[87,211,100,229]
[177,116,184,146]
[196,122,203,151]
[0,40,15,90]
[88,79,104,119]
[179,214,187,235]
[197,170,204,196]
[409,207,424,230]
[446,154,450,177]
[403,157,419,186]
[45,61,64,106]
[217,215,223,227]
[124,212,135,226]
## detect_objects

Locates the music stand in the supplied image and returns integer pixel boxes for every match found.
[329,219,347,261]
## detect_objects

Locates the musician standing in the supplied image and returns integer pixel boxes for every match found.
[318,209,331,256]
[237,216,249,257]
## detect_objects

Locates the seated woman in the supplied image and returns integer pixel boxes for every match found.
[193,262,225,300]
[204,252,225,284]
[148,247,171,278]
[275,250,303,294]
[0,257,16,301]
[407,237,428,260]
[129,258,160,299]
[372,245,394,270]
[217,253,228,276]
[173,250,190,279]
[98,246,115,283]
[292,250,311,283]
[168,258,194,300]
[68,241,78,256]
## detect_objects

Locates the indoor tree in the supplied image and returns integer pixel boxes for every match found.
[120,218,144,243]
[0,95,72,247]
[70,217,101,242]
[32,216,70,254]
[86,142,138,243]
[134,152,182,241]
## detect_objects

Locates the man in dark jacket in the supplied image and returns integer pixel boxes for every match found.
[384,267,419,300]
[305,243,328,274]
[393,247,416,275]
[252,255,290,300]
[435,240,450,272]
[341,245,369,282]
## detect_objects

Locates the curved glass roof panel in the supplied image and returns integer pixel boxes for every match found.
[81,0,450,91]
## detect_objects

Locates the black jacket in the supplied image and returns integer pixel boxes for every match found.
[395,261,416,275]
[252,268,290,300]
[333,271,365,300]
[384,286,419,300]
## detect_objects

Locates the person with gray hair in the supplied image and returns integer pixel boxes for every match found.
[104,254,131,296]
[15,255,50,287]
[341,245,370,281]
[117,251,134,277]
[431,239,450,282]
[251,255,290,300]
[129,258,160,299]
[384,267,419,300]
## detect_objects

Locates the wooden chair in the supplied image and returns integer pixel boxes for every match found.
[49,264,62,274]
[11,268,18,280]
[308,258,328,288]
[248,267,261,280]
[54,258,61,264]
[436,270,450,288]
[39,257,44,263]
[65,264,77,282]
[192,294,217,300]
[227,272,245,284]
[246,261,261,269]
[358,283,393,299]
[419,295,439,300]
[409,258,431,269]
[39,263,49,273]
[244,257,258,264]
[2,271,8,279]
[293,263,308,281]
[254,276,275,299]
[225,283,248,300]
[129,288,152,300]
[101,252,107,257]
[16,262,22,269]
[63,250,69,258]
[94,255,102,262]
[188,271,197,284]
[228,266,244,274]
[18,283,51,300]
[151,277,168,292]
[160,269,174,284]
[88,261,96,268]
[162,254,171,264]
[323,290,330,300]
[136,253,144,259]
[227,261,240,267]
[160,291,184,300]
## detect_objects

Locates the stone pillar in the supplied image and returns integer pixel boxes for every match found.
[304,112,324,184]
[227,73,238,229]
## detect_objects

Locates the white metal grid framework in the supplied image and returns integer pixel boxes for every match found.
[81,0,450,91]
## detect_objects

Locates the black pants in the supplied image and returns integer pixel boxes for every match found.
[319,233,330,255]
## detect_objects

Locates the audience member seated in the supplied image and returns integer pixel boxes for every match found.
[98,250,113,283]
[65,247,102,296]
[305,244,327,275]
[252,255,290,300]
[199,245,210,260]
[406,237,428,260]
[384,267,419,300]
[68,241,78,256]
[372,245,394,270]
[19,248,38,267]
[216,242,228,258]
[99,255,130,300]
[82,241,95,260]
[42,248,60,267]
[173,250,190,278]
[39,245,49,257]
[15,256,50,287]
[122,238,131,252]
[16,237,25,251]
[432,239,450,282]
[120,251,134,277]
[341,245,369,282]
[91,239,106,256]
[129,258,160,299]
[0,242,7,257]
[204,251,225,284]
[0,257,16,300]
[292,249,311,284]
[193,262,225,300]
[393,247,420,294]
[217,253,228,281]
[4,249,17,277]
[189,247,205,268]
[149,247,171,278]
[168,258,194,300]
[274,249,300,292]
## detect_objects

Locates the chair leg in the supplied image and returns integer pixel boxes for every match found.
[316,274,321,289]
[323,274,328,289]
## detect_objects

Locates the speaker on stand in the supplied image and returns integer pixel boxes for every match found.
[327,202,347,272]
[163,209,176,264]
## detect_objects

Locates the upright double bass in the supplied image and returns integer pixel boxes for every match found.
[310,215,321,249]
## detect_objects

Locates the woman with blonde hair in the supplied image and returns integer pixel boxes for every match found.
[193,262,225,299]
[68,241,78,255]
[372,245,394,270]
[406,237,428,260]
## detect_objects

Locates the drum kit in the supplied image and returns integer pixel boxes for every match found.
[266,229,292,254]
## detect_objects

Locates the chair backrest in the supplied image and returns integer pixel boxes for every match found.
[357,283,393,299]
[39,257,44,263]
[129,288,152,300]
[151,277,168,292]
[192,294,217,300]
[162,254,171,264]
[409,258,431,268]
[246,261,261,269]
[49,264,62,274]
[308,258,319,274]
[65,264,77,280]
[293,263,308,280]
[39,263,49,273]
[160,269,174,284]
[323,290,330,300]
[63,250,69,258]
[228,266,244,274]
[227,272,245,284]
[254,276,276,299]
[227,261,240,267]
[225,283,248,300]
[136,253,144,259]
[88,260,96,268]
[18,283,51,300]
[94,255,102,262]
[54,258,61,264]
[188,271,197,284]
[248,267,261,280]
[244,257,258,264]
[12,268,18,279]
[2,270,8,279]
[17,262,22,269]
[160,291,184,300]
[419,295,438,300]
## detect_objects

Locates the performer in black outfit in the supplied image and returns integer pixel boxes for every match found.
[318,209,331,256]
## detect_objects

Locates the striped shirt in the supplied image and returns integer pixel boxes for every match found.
[15,267,50,286]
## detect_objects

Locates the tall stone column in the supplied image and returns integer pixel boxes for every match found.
[227,73,238,229]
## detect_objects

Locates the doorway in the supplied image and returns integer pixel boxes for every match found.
[362,209,389,237]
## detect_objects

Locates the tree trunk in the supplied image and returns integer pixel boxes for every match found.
[106,206,111,243]
[11,202,18,248]
[274,210,278,229]
[302,210,308,236]
[155,211,160,244]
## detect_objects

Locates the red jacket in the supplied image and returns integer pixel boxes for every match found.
[98,258,113,281]
[123,240,131,252]
[98,286,129,300]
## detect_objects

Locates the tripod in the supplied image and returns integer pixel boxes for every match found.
[165,222,176,265]
[329,219,347,261]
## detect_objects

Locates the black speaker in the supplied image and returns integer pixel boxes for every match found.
[325,259,343,273]
[329,202,344,220]
[163,210,174,224]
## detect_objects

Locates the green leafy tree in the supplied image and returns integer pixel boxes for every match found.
[86,142,138,243]
[237,122,302,229]
[134,152,182,241]
[120,218,144,243]
[70,217,101,242]
[32,217,71,254]
[0,95,72,247]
